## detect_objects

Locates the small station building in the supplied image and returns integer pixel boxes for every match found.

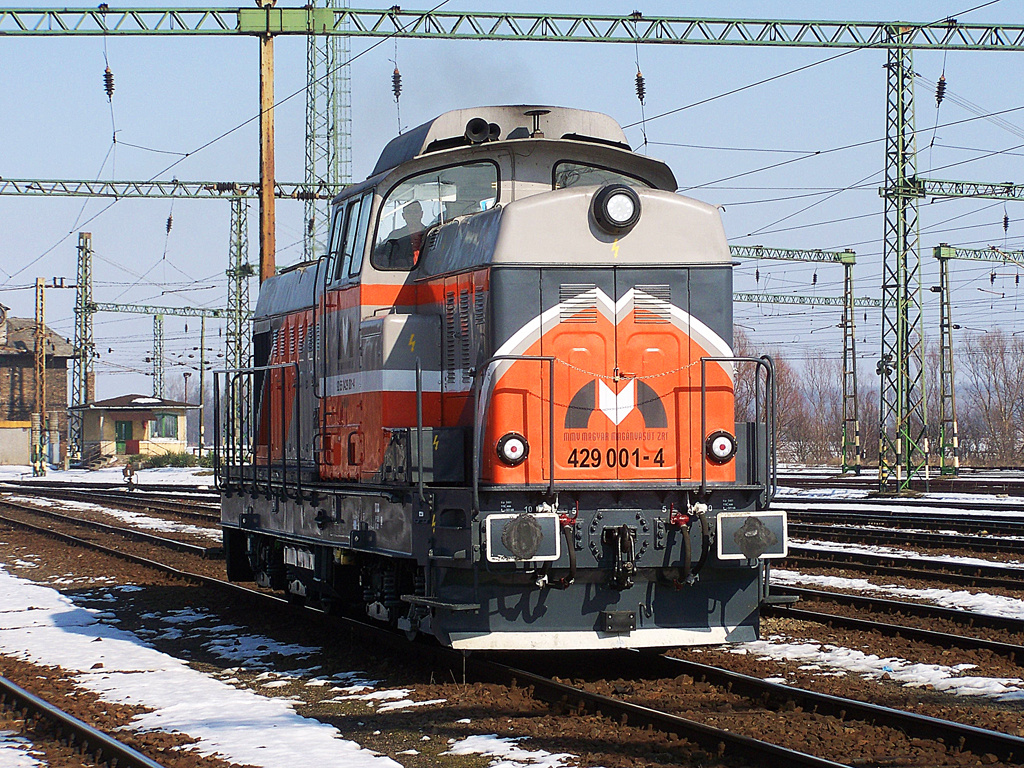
[73,394,195,459]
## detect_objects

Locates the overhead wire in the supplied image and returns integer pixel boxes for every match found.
[3,0,455,286]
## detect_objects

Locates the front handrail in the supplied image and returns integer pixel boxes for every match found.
[472,354,556,513]
[700,355,776,508]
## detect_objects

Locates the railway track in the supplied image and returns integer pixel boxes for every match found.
[781,502,1024,537]
[784,545,1024,590]
[4,508,1024,766]
[0,484,219,522]
[0,675,168,768]
[766,601,1024,663]
[0,497,222,559]
[779,471,1024,496]
[771,585,1024,635]
[789,522,1023,554]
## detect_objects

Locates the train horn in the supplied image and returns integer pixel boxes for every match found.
[465,117,490,144]
[465,117,500,144]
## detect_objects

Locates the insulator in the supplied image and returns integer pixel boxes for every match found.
[103,66,115,100]
[184,323,188,333]
[812,271,818,286]
[991,271,996,285]
[1004,212,1010,232]
[1016,274,1020,285]
[165,214,173,234]
[755,268,760,283]
[392,67,402,102]
[935,74,946,108]
[635,71,646,105]
[307,217,315,235]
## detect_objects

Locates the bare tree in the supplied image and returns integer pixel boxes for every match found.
[958,330,1024,465]
[798,352,843,463]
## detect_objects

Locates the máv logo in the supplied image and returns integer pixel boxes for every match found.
[564,379,667,429]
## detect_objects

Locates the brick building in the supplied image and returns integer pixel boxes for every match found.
[0,305,74,464]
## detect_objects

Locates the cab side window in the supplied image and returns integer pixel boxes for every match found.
[349,191,373,278]
[334,197,362,281]
[325,205,346,279]
[372,162,498,271]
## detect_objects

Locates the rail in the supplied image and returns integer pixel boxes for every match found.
[214,362,303,501]
[472,354,556,513]
[0,676,168,768]
[700,355,776,507]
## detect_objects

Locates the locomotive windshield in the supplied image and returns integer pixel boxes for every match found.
[373,161,498,270]
[553,161,652,190]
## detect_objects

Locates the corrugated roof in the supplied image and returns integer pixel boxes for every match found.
[0,317,74,358]
[71,394,196,410]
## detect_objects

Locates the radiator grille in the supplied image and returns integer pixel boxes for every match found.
[559,283,598,323]
[634,284,672,323]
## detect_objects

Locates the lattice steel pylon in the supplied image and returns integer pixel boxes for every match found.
[934,246,958,476]
[878,38,928,493]
[69,232,95,461]
[930,244,1024,475]
[226,198,253,375]
[225,197,254,453]
[153,315,165,398]
[33,277,46,475]
[839,250,860,474]
[304,0,350,261]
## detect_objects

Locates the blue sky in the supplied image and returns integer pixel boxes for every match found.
[1,0,1022,398]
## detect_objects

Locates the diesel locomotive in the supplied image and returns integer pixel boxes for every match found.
[216,105,786,651]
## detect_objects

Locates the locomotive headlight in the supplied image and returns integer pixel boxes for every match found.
[497,432,529,466]
[706,430,737,463]
[592,184,641,235]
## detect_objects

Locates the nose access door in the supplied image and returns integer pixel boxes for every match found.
[545,271,616,481]
[612,268,689,481]
[543,268,689,482]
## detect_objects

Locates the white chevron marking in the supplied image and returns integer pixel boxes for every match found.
[598,380,635,425]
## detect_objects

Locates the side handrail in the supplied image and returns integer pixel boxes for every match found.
[699,355,776,508]
[214,362,301,499]
[472,354,555,514]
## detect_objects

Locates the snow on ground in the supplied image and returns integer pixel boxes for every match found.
[776,497,1024,516]
[777,486,1024,508]
[0,465,212,487]
[444,734,576,768]
[794,538,1024,569]
[771,569,1024,620]
[0,567,400,768]
[731,636,1024,701]
[0,733,42,768]
[776,486,872,500]
[4,495,220,541]
[0,569,581,768]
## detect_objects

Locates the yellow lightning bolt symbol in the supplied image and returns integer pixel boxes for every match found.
[408,333,416,353]
[611,238,620,258]
[433,435,439,451]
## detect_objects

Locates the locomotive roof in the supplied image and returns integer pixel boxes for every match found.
[371,106,630,177]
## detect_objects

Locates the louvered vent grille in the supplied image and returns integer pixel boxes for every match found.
[459,289,472,382]
[444,292,457,384]
[634,284,672,323]
[559,283,598,323]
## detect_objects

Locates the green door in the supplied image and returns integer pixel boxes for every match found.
[115,421,133,454]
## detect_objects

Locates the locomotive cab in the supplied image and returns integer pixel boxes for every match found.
[217,105,786,651]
